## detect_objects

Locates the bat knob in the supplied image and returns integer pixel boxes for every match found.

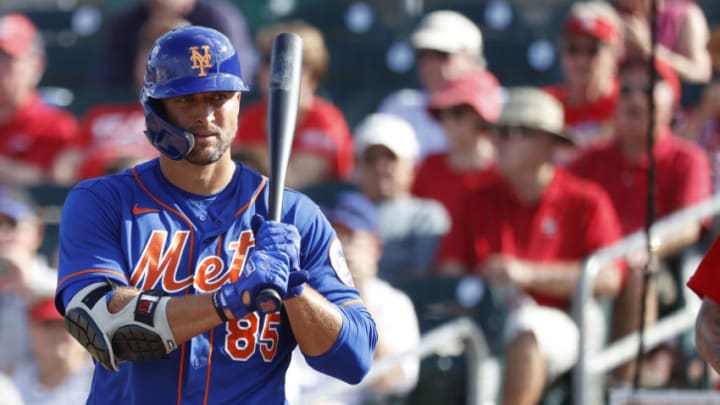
[256,288,282,313]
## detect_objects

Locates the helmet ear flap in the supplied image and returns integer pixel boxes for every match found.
[142,95,194,160]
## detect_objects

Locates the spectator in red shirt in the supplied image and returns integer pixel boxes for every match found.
[689,235,720,375]
[544,1,625,164]
[570,56,711,385]
[438,88,624,405]
[234,20,353,190]
[0,14,79,186]
[413,70,502,228]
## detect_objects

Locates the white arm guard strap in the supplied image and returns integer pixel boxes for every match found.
[64,282,177,371]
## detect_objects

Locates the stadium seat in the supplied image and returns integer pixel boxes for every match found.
[388,275,508,403]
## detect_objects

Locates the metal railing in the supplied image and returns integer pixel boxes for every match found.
[298,317,494,405]
[572,193,720,405]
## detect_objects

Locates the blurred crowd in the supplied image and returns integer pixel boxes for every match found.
[1,0,720,404]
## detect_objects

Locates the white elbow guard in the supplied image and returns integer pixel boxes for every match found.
[64,282,177,372]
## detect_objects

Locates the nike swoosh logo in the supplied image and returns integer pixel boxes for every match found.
[132,204,160,216]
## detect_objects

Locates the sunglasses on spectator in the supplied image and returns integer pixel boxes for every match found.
[563,43,601,57]
[492,126,547,140]
[437,105,493,130]
[620,83,653,96]
[415,49,451,61]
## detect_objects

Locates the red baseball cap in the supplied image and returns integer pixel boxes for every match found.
[427,70,502,123]
[564,14,622,46]
[29,297,64,322]
[0,13,38,57]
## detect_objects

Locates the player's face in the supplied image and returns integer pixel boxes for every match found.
[161,91,241,165]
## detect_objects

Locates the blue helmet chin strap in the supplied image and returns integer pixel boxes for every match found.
[142,93,195,160]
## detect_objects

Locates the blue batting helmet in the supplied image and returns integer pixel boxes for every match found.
[141,25,249,160]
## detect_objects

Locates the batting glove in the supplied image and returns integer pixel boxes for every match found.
[250,214,309,299]
[250,214,301,271]
[217,249,291,318]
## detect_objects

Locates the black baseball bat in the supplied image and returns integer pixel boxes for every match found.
[255,32,303,314]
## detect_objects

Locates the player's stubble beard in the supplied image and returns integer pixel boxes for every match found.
[184,125,233,166]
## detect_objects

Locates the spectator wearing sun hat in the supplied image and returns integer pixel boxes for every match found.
[378,9,489,163]
[543,1,625,165]
[413,70,503,233]
[10,297,92,405]
[0,13,79,186]
[353,113,450,281]
[438,87,625,405]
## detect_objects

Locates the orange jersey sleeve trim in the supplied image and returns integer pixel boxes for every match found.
[57,268,129,290]
[340,299,364,307]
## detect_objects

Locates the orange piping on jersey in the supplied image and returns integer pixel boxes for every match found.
[132,167,197,282]
[203,328,216,405]
[341,299,364,307]
[177,343,187,405]
[216,235,224,256]
[57,269,129,290]
[132,167,197,403]
[234,177,267,217]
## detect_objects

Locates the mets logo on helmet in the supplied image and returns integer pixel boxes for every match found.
[190,45,212,77]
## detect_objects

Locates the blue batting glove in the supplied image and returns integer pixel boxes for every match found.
[287,270,310,299]
[251,214,301,272]
[249,214,309,301]
[217,249,291,317]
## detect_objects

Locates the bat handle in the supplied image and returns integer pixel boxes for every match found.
[255,287,282,313]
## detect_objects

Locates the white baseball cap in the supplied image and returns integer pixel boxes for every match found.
[411,10,484,59]
[354,113,420,161]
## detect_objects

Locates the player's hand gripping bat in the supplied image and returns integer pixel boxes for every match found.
[255,32,303,313]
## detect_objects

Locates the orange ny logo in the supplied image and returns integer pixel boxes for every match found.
[189,45,212,77]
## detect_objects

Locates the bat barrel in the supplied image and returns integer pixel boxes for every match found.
[256,32,303,314]
[267,32,303,222]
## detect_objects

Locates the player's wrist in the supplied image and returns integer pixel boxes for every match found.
[216,284,250,320]
[211,291,231,322]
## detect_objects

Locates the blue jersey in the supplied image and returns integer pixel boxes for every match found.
[56,159,373,404]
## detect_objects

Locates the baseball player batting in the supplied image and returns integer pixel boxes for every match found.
[55,26,377,404]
